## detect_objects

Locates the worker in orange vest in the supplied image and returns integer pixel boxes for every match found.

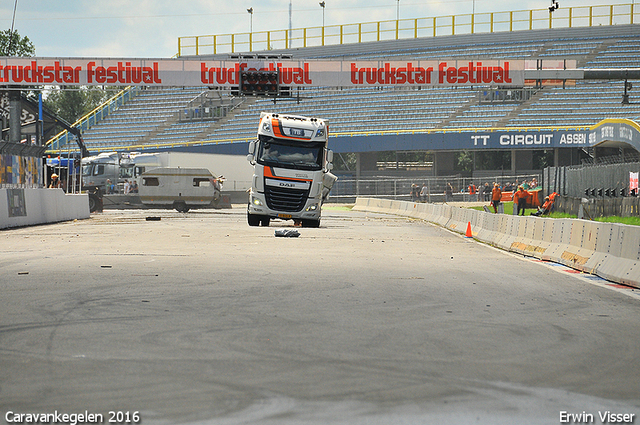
[513,186,531,216]
[468,183,477,201]
[491,183,502,213]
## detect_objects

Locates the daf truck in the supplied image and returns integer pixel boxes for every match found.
[246,112,337,228]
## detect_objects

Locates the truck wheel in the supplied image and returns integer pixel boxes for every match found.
[174,201,189,213]
[260,216,270,227]
[88,194,98,213]
[247,213,261,226]
[302,219,320,228]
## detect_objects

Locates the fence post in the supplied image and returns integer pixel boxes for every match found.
[569,7,573,28]
[610,5,614,26]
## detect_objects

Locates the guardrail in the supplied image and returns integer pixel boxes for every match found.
[353,197,640,288]
[178,3,637,56]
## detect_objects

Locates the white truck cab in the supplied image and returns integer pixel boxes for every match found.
[246,112,336,227]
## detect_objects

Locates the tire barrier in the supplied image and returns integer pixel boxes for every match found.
[353,197,640,288]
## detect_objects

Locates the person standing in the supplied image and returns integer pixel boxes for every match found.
[445,182,453,203]
[420,183,428,202]
[49,173,60,189]
[491,183,502,213]
[468,182,477,202]
[513,186,531,216]
[483,182,491,202]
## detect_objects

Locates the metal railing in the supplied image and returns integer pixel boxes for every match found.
[329,174,541,203]
[177,3,637,56]
[55,121,597,155]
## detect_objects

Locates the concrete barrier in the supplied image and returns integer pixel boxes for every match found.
[354,197,640,288]
[596,224,640,287]
[1,188,90,229]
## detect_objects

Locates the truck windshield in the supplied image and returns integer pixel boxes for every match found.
[81,164,93,177]
[257,135,324,171]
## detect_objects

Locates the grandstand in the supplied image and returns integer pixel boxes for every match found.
[56,11,640,178]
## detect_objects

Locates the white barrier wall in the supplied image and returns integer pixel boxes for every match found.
[353,197,640,288]
[1,188,90,229]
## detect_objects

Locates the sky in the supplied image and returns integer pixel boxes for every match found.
[0,0,627,58]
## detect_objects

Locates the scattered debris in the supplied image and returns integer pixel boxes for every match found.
[101,265,112,268]
[146,216,162,221]
[18,271,29,275]
[275,229,300,238]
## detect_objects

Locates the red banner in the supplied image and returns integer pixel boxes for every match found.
[0,57,525,88]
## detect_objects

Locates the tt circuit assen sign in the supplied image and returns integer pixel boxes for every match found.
[0,57,524,88]
[327,120,640,154]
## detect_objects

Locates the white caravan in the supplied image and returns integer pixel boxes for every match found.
[139,167,223,212]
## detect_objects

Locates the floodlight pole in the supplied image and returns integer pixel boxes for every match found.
[247,7,253,51]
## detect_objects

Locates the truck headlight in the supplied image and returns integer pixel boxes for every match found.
[305,204,318,212]
[252,197,263,206]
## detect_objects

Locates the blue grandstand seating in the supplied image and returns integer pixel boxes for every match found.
[77,25,640,152]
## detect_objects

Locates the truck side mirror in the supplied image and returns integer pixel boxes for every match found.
[325,150,334,171]
[247,140,257,164]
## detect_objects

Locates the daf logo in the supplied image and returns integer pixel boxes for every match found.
[279,182,296,188]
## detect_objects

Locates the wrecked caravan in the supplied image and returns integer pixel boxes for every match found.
[139,167,223,212]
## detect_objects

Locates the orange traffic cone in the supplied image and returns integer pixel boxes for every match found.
[465,221,473,238]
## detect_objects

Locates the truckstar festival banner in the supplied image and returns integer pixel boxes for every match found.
[0,58,525,88]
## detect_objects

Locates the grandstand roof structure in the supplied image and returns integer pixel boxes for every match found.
[46,13,640,175]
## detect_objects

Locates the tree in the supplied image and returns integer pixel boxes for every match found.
[0,29,35,56]
[455,150,474,174]
[44,86,120,125]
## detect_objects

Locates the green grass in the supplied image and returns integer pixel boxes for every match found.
[589,215,640,226]
[323,204,354,211]
[470,202,516,215]
[471,203,640,226]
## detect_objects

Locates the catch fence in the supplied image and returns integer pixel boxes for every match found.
[329,173,541,203]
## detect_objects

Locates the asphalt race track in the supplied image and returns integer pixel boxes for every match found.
[1,206,639,425]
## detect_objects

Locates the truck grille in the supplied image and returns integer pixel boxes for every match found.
[264,185,308,212]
